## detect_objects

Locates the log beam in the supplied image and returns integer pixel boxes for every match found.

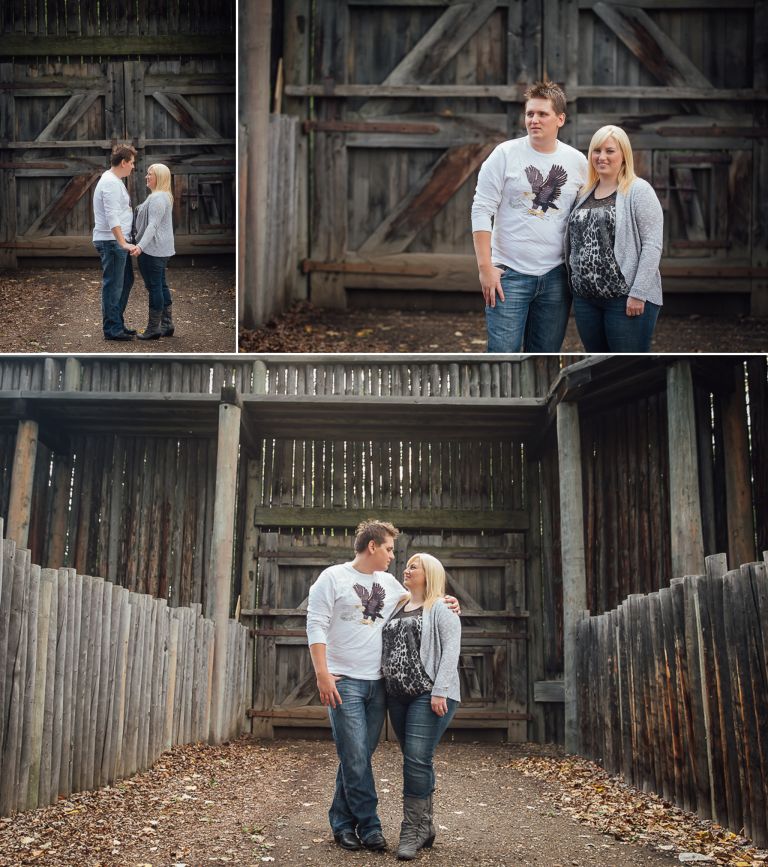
[208,392,242,743]
[557,401,587,755]
[7,420,40,549]
[666,362,705,577]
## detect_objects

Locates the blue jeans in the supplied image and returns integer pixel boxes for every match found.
[485,264,569,352]
[327,677,387,839]
[387,693,458,799]
[94,240,134,337]
[573,295,660,352]
[138,253,171,311]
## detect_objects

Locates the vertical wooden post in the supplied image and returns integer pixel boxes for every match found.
[8,420,40,549]
[240,0,272,328]
[721,362,756,566]
[63,357,82,392]
[0,61,17,269]
[208,390,242,743]
[557,400,587,755]
[751,0,768,315]
[666,362,705,578]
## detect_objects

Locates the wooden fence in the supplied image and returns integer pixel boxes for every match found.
[0,528,249,817]
[575,554,768,846]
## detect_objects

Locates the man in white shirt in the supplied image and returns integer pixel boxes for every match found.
[306,521,457,852]
[471,81,587,352]
[92,144,138,341]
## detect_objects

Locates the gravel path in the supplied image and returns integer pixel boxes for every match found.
[0,267,236,353]
[5,737,762,867]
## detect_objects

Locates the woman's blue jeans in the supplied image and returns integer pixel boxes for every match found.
[485,264,570,353]
[573,295,660,352]
[387,693,458,798]
[138,252,171,311]
[327,677,387,840]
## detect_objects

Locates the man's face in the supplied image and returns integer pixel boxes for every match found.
[524,98,565,144]
[369,535,395,572]
[120,156,136,177]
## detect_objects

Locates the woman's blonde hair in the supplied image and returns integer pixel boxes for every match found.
[148,163,174,205]
[582,125,637,195]
[407,553,446,611]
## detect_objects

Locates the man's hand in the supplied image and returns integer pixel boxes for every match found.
[443,595,461,616]
[479,264,505,308]
[626,296,645,317]
[431,696,448,717]
[122,242,137,254]
[130,245,142,257]
[317,672,343,708]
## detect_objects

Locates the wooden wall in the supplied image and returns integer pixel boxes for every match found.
[0,0,235,267]
[276,0,767,314]
[0,533,249,817]
[575,556,768,847]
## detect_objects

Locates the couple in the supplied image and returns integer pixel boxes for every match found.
[472,79,664,353]
[306,520,461,860]
[92,144,176,341]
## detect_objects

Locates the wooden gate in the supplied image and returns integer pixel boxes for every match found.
[248,529,528,742]
[283,0,766,313]
[0,0,235,267]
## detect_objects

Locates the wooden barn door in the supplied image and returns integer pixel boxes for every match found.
[0,1,235,267]
[248,529,528,742]
[293,0,765,312]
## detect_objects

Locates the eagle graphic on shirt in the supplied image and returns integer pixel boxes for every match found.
[353,582,386,624]
[525,164,568,214]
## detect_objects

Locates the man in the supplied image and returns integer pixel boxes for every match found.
[306,520,458,852]
[471,80,587,352]
[92,144,138,341]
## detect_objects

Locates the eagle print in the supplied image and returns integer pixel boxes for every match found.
[525,164,568,213]
[353,582,386,623]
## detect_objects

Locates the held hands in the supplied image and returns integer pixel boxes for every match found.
[122,242,137,254]
[431,696,448,717]
[130,245,142,257]
[626,296,645,317]
[479,264,505,308]
[317,672,343,708]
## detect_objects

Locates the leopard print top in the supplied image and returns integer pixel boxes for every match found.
[381,606,433,698]
[568,189,629,299]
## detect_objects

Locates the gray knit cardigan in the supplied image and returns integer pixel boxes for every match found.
[134,192,175,258]
[393,598,461,702]
[565,176,664,306]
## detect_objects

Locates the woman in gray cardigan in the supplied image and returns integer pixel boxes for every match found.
[566,125,663,351]
[132,163,176,340]
[381,552,461,860]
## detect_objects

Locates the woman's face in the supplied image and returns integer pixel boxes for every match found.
[146,168,157,191]
[592,136,623,180]
[403,558,426,596]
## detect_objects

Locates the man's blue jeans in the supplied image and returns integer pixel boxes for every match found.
[485,263,570,353]
[387,693,458,798]
[573,295,660,352]
[94,240,134,337]
[138,253,171,311]
[327,677,386,839]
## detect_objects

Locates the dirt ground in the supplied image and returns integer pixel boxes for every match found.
[0,267,236,354]
[239,302,768,353]
[1,738,765,867]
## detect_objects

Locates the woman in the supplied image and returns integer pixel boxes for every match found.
[382,553,461,861]
[132,163,175,340]
[566,125,663,352]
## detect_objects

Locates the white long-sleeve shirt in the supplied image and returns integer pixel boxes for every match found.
[471,135,587,276]
[92,170,133,241]
[306,563,408,680]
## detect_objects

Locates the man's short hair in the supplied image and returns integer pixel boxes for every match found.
[110,144,137,166]
[523,80,567,116]
[354,520,399,553]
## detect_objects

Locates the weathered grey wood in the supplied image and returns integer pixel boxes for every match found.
[666,363,705,577]
[0,36,234,56]
[208,397,242,743]
[27,569,54,810]
[557,401,587,755]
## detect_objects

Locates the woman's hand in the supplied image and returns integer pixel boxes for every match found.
[479,264,505,307]
[626,296,645,317]
[131,245,142,257]
[431,696,448,717]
